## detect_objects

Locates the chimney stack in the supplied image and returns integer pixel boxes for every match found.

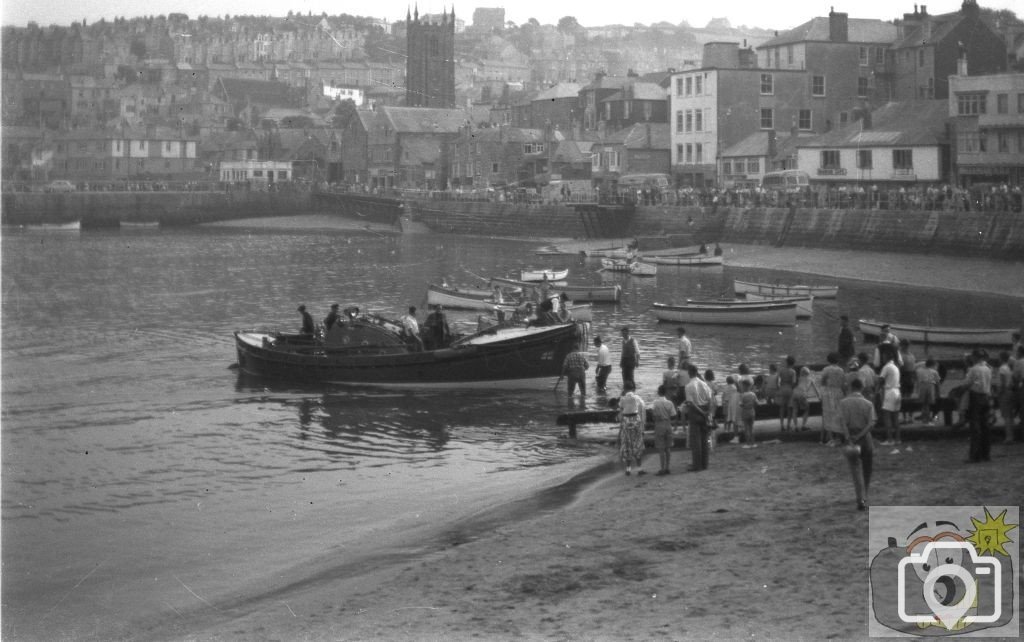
[829,9,849,43]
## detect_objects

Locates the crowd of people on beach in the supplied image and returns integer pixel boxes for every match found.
[561,321,1024,510]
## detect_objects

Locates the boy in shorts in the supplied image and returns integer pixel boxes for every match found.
[651,384,678,475]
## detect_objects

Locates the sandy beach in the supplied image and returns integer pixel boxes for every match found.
[133,218,1022,641]
[157,428,1023,641]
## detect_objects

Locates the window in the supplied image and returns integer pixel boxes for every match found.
[278,171,287,179]
[491,162,499,173]
[685,77,692,96]
[840,112,849,125]
[997,94,1008,114]
[918,49,925,67]
[695,143,703,163]
[798,109,812,130]
[676,111,684,132]
[956,93,987,115]
[747,158,759,174]
[253,170,263,177]
[892,149,913,170]
[787,45,793,65]
[695,75,703,95]
[811,75,825,97]
[685,110,693,132]
[820,150,840,169]
[764,51,772,68]
[876,47,885,64]
[685,143,693,163]
[165,142,172,152]
[760,73,773,95]
[676,78,684,96]
[774,49,780,68]
[1018,93,1024,113]
[760,108,773,129]
[857,149,873,169]
[857,77,869,97]
[998,132,1009,153]
[859,47,868,65]
[722,160,732,175]
[694,109,703,132]
[676,144,684,163]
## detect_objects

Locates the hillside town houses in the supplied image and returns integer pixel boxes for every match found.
[3,1,1023,194]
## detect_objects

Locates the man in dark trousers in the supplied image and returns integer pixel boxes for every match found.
[323,303,340,332]
[297,304,314,337]
[963,349,993,463]
[620,326,640,389]
[684,364,714,471]
[838,315,856,362]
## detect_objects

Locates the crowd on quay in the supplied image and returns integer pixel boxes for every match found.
[560,322,1024,511]
[355,181,1023,213]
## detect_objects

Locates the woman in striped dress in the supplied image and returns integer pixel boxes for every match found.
[820,352,849,445]
[617,382,647,475]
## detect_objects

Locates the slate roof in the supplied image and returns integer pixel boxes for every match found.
[551,139,592,164]
[891,9,986,49]
[759,17,897,48]
[603,122,671,149]
[720,131,772,157]
[533,83,582,101]
[798,101,949,148]
[381,106,477,134]
[218,78,293,108]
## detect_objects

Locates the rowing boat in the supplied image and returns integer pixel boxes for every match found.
[489,277,622,303]
[742,293,814,318]
[651,300,797,326]
[734,279,838,299]
[858,319,1016,346]
[426,283,514,311]
[600,258,658,276]
[520,268,569,282]
[643,254,723,267]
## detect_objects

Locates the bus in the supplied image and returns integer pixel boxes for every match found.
[761,170,810,193]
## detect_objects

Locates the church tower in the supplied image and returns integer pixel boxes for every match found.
[406,5,456,108]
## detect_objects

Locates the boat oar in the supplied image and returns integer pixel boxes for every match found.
[553,374,564,392]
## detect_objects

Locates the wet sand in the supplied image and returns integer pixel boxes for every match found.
[166,430,1024,641]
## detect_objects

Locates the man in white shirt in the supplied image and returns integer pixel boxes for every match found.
[401,306,423,350]
[593,336,612,394]
[879,344,902,446]
[677,326,692,369]
[964,349,993,463]
[684,364,713,472]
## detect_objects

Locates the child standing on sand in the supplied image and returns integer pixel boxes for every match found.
[651,385,677,475]
[789,366,820,432]
[914,358,940,425]
[722,375,739,438]
[739,379,758,447]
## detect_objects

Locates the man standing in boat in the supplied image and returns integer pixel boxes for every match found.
[297,305,314,338]
[402,306,423,351]
[677,326,692,370]
[323,303,340,332]
[837,315,856,362]
[423,305,452,350]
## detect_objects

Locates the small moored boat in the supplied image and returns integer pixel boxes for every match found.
[651,300,797,327]
[520,268,569,282]
[858,319,1017,346]
[490,277,622,303]
[600,258,657,276]
[644,254,723,267]
[734,279,838,299]
[426,283,516,311]
[742,293,814,318]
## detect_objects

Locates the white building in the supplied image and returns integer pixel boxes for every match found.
[795,100,950,184]
[219,160,292,183]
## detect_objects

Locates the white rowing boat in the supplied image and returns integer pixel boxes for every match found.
[858,319,1017,346]
[520,268,569,282]
[651,301,797,327]
[600,258,657,276]
[742,293,814,318]
[734,279,838,299]
[489,277,622,303]
[643,254,723,267]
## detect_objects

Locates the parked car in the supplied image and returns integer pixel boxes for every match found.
[45,180,76,193]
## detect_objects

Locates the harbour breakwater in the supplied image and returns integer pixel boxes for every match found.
[0,190,315,227]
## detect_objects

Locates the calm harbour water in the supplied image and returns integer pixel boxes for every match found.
[2,223,1021,639]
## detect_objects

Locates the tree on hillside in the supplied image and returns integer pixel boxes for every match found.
[557,16,581,33]
[331,99,358,130]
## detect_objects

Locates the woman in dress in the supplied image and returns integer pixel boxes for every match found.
[617,381,646,475]
[819,352,849,445]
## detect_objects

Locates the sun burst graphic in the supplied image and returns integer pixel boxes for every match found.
[966,507,1018,557]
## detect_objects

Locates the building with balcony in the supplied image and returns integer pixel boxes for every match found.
[795,100,949,185]
[948,71,1024,186]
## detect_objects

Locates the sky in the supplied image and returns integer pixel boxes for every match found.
[1,0,1018,31]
